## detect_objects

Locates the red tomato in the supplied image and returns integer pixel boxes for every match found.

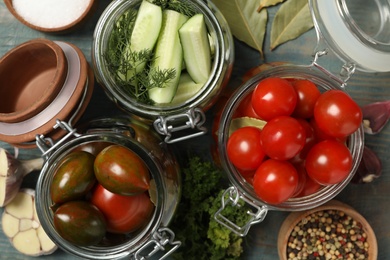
[296,173,323,197]
[253,159,298,204]
[237,169,256,185]
[305,140,353,185]
[251,77,297,121]
[290,162,307,197]
[309,118,347,143]
[314,90,362,138]
[291,119,317,163]
[236,91,262,119]
[260,116,306,160]
[237,168,256,178]
[291,79,321,118]
[227,127,266,170]
[90,184,154,234]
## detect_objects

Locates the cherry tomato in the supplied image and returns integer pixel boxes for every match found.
[291,79,321,118]
[260,116,306,160]
[314,90,362,138]
[227,127,266,170]
[253,159,298,204]
[291,119,317,163]
[305,140,353,185]
[236,91,262,119]
[251,77,297,121]
[296,173,323,197]
[237,168,256,178]
[309,118,347,143]
[238,168,255,185]
[90,184,154,234]
[290,162,307,197]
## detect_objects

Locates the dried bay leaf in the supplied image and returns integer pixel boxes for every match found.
[229,117,266,136]
[257,0,286,12]
[211,0,268,57]
[270,0,313,50]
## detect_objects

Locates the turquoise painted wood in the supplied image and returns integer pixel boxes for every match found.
[0,1,389,259]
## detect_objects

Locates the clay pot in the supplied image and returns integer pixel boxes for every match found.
[277,200,377,260]
[0,39,94,148]
[4,0,96,34]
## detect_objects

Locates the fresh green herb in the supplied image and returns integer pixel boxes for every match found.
[151,0,197,17]
[104,6,177,104]
[171,157,251,260]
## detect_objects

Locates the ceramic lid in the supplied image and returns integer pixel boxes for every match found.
[310,0,390,72]
[0,41,94,147]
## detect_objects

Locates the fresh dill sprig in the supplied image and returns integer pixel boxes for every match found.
[103,0,194,104]
[151,0,197,17]
[148,67,176,88]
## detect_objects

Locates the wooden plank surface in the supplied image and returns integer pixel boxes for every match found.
[1,1,390,259]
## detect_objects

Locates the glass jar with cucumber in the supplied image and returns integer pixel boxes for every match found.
[92,0,234,143]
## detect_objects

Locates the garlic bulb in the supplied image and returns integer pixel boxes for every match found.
[2,189,57,256]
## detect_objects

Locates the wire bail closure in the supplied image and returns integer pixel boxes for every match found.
[153,107,207,143]
[36,120,81,160]
[214,186,268,237]
[133,227,181,260]
[311,49,356,87]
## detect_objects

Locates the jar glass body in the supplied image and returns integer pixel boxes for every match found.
[35,116,181,259]
[217,64,364,212]
[92,0,234,120]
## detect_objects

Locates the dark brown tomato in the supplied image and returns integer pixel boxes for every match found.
[50,151,96,204]
[53,201,106,246]
[94,145,150,196]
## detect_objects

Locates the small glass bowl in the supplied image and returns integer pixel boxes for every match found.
[92,0,234,142]
[35,116,181,259]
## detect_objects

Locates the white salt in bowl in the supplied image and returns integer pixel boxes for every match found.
[4,0,96,34]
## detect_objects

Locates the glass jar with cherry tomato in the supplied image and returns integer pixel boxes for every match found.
[214,65,364,235]
[212,0,390,237]
[35,116,181,259]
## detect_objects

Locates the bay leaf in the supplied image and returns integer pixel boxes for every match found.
[229,117,267,136]
[211,0,268,57]
[270,0,313,50]
[257,0,286,12]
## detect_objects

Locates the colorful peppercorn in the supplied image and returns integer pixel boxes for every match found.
[286,210,369,260]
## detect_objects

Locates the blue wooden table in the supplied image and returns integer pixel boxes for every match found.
[1,1,390,259]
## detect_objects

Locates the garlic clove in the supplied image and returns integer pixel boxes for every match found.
[0,149,24,207]
[2,189,57,256]
[351,146,382,184]
[0,148,44,207]
[362,100,390,135]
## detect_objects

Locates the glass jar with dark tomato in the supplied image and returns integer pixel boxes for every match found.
[35,116,181,259]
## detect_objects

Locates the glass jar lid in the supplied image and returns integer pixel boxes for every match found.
[310,0,390,72]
